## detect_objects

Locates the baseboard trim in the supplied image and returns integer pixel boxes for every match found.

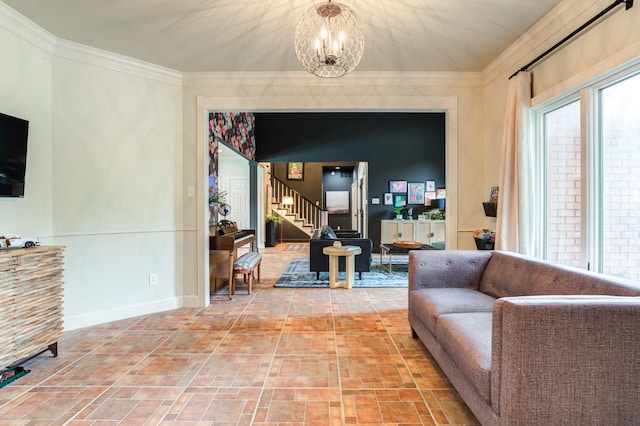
[63,297,183,331]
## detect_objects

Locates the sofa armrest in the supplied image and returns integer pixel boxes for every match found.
[408,250,493,291]
[492,295,640,424]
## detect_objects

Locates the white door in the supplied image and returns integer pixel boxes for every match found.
[256,163,266,249]
[351,181,359,231]
[228,177,250,229]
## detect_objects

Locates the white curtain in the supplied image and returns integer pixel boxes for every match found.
[496,71,535,254]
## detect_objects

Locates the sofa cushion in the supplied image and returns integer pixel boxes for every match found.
[409,288,495,334]
[479,251,640,299]
[334,229,361,238]
[436,312,493,404]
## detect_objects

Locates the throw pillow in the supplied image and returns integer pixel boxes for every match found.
[320,225,337,239]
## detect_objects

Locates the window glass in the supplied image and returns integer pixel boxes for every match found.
[544,100,582,267]
[600,73,640,280]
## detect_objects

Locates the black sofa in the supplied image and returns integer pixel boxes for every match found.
[309,227,373,280]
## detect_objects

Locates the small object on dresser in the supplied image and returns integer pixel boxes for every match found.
[0,234,40,249]
[333,241,342,248]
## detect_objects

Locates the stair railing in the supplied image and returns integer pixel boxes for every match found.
[271,177,328,231]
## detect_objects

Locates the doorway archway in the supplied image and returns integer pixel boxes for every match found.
[195,96,458,307]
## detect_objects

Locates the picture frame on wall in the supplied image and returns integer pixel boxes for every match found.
[383,193,393,205]
[326,191,350,214]
[393,194,407,208]
[389,180,408,193]
[426,180,436,192]
[425,191,437,206]
[408,182,426,204]
[287,162,304,180]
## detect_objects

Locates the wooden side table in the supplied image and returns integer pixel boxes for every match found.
[322,245,362,289]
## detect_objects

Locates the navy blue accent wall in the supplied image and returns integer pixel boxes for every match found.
[255,112,446,249]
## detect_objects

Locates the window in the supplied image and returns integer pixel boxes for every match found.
[535,68,640,280]
[600,74,640,280]
[543,100,582,268]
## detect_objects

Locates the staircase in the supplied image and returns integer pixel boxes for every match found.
[271,177,328,237]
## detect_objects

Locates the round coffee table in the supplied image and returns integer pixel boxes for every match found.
[322,245,362,289]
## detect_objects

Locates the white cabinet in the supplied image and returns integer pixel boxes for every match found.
[380,220,445,247]
[380,220,415,243]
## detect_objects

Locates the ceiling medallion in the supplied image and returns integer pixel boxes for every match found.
[294,0,364,78]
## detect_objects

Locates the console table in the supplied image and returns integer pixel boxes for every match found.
[379,243,438,273]
[0,246,65,375]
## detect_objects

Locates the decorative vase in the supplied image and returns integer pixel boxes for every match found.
[265,221,276,247]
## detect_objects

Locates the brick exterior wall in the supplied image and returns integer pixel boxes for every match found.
[544,73,640,281]
[601,75,640,280]
[545,101,582,268]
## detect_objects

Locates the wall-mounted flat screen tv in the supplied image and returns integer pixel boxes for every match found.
[0,112,29,197]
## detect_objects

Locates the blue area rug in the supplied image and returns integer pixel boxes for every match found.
[274,258,408,288]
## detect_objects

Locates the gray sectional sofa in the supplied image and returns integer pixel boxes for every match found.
[408,250,640,426]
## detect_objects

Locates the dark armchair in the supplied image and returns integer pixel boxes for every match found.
[309,227,373,280]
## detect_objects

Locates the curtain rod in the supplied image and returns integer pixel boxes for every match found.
[509,0,634,79]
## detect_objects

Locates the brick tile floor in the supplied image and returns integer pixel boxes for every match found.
[0,243,479,425]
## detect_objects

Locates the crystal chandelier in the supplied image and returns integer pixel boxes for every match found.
[294,0,364,78]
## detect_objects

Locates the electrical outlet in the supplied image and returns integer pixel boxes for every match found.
[149,273,158,286]
[187,186,195,198]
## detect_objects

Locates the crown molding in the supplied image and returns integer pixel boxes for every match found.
[482,0,608,84]
[1,2,182,86]
[53,39,182,86]
[0,1,56,52]
[183,70,484,88]
[5,0,625,92]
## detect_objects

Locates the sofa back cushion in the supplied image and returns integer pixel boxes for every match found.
[479,251,640,298]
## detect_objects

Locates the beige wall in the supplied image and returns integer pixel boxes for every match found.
[182,76,486,252]
[2,0,639,328]
[182,78,486,303]
[1,3,186,329]
[532,1,640,99]
[0,23,53,237]
[51,55,184,328]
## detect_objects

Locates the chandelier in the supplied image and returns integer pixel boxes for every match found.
[294,0,364,78]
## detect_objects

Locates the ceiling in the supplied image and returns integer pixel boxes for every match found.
[2,0,563,73]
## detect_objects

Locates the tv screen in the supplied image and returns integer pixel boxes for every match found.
[0,112,29,197]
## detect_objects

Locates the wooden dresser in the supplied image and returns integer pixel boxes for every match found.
[0,246,65,370]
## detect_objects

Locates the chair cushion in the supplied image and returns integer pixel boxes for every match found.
[234,252,262,270]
